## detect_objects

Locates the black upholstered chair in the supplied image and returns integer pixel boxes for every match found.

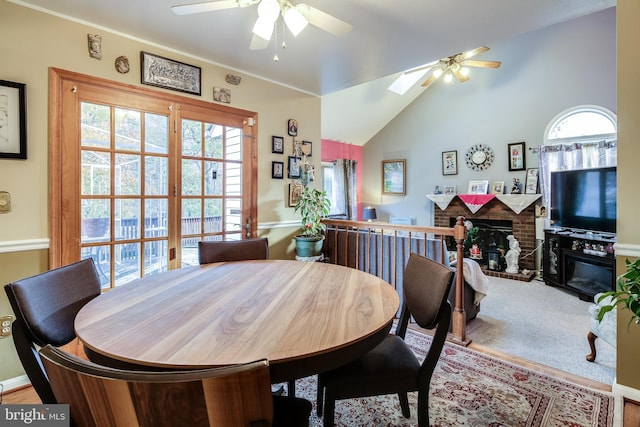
[198,238,269,264]
[40,345,312,427]
[4,258,101,404]
[316,253,454,427]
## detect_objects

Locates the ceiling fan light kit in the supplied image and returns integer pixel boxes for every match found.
[388,46,501,95]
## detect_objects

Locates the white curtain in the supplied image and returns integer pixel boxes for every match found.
[332,159,358,220]
[539,139,617,225]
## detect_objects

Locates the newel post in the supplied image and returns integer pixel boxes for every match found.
[451,216,468,344]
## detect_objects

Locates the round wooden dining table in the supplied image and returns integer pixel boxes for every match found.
[75,259,400,383]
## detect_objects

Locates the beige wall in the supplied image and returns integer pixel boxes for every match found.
[615,0,640,391]
[0,1,319,382]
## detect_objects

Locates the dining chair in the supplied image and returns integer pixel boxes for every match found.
[39,345,312,427]
[4,258,102,404]
[198,238,269,264]
[316,253,454,427]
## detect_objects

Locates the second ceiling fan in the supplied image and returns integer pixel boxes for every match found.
[172,0,352,51]
[388,46,501,95]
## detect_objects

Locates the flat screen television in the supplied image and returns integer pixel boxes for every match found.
[550,167,617,234]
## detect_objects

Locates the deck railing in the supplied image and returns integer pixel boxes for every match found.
[322,216,469,344]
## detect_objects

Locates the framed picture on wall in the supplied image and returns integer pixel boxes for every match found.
[288,183,303,207]
[272,136,284,154]
[0,80,27,159]
[508,141,526,171]
[382,159,406,195]
[288,156,301,179]
[272,161,284,179]
[442,150,458,175]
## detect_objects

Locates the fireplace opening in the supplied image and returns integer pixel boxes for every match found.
[449,217,513,269]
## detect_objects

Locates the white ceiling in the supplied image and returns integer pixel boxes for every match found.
[13,0,615,145]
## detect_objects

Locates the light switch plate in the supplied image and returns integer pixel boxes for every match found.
[0,191,10,213]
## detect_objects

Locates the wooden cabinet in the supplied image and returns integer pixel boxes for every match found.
[542,230,616,301]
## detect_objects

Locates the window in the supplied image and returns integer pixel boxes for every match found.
[545,105,616,144]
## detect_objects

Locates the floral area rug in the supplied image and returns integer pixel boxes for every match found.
[288,328,614,426]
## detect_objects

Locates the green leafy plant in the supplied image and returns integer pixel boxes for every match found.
[597,258,640,327]
[294,186,331,237]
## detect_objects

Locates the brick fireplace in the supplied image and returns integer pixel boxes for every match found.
[433,197,537,276]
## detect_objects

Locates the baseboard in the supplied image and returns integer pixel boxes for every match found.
[1,375,30,393]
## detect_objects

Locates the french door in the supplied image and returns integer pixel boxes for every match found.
[50,69,257,288]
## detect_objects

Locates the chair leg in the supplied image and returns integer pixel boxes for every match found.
[322,391,336,427]
[586,331,598,362]
[316,375,324,416]
[398,392,411,418]
[417,390,429,427]
[288,380,296,397]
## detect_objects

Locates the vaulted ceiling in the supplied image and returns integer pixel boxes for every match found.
[14,0,616,144]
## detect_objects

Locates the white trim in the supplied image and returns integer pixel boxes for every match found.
[0,239,49,254]
[613,243,640,259]
[1,375,31,393]
[258,221,298,230]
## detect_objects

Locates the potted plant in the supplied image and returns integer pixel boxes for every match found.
[597,258,640,327]
[293,186,331,258]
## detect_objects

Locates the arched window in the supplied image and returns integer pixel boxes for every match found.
[545,105,616,145]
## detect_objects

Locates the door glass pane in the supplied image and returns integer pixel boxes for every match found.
[182,199,202,235]
[225,162,242,195]
[81,245,111,289]
[182,159,202,196]
[204,199,222,233]
[205,123,223,158]
[226,199,242,232]
[145,113,169,154]
[205,161,223,195]
[145,199,168,238]
[114,108,141,151]
[81,200,110,242]
[181,238,199,267]
[115,199,140,241]
[182,119,202,157]
[145,241,168,276]
[115,242,140,286]
[81,103,110,148]
[115,154,141,195]
[145,156,168,196]
[81,151,110,195]
[225,127,242,161]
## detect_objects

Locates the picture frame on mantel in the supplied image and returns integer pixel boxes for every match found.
[508,141,526,171]
[0,80,27,159]
[442,150,457,175]
[525,168,539,194]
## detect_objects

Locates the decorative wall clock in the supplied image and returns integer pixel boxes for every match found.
[465,144,494,171]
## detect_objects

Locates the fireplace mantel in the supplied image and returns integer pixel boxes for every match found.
[426,194,540,215]
[430,194,540,271]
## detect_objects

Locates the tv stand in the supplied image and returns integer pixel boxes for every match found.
[542,229,616,301]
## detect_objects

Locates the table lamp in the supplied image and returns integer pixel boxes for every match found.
[363,207,377,222]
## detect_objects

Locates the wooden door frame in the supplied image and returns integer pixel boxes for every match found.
[49,68,258,269]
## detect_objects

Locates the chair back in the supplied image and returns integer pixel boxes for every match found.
[198,238,269,264]
[39,345,274,427]
[4,258,102,403]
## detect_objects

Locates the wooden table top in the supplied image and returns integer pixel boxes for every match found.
[75,260,400,382]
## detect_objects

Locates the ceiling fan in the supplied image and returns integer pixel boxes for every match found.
[388,46,501,95]
[172,0,352,52]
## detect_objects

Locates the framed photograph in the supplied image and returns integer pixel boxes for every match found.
[525,168,539,194]
[468,180,489,194]
[288,119,298,136]
[272,135,284,154]
[0,80,27,159]
[213,86,230,103]
[491,181,505,195]
[441,150,458,175]
[272,161,284,179]
[140,51,201,95]
[508,141,526,171]
[288,183,303,207]
[301,140,312,157]
[443,186,457,195]
[382,159,406,195]
[288,156,301,179]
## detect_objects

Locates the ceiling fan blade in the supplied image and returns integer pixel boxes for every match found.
[462,59,501,68]
[250,34,271,50]
[460,46,489,60]
[295,4,352,36]
[421,73,440,89]
[452,67,470,83]
[171,0,257,15]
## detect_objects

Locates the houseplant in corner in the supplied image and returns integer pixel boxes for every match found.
[597,257,640,327]
[293,186,331,258]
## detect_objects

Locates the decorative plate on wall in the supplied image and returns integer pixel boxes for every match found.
[465,144,494,171]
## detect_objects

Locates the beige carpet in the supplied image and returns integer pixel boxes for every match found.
[465,275,616,385]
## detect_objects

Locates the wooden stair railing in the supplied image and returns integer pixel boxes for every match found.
[322,216,469,344]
